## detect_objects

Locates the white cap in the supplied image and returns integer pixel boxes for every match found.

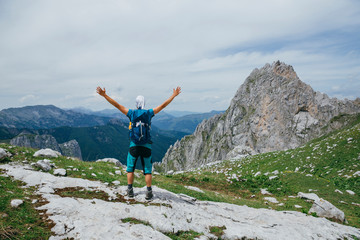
[135,95,145,109]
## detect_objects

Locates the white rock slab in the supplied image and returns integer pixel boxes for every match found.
[309,198,346,223]
[264,197,279,204]
[0,148,8,159]
[33,159,52,172]
[112,180,120,186]
[335,189,343,194]
[11,199,24,208]
[297,192,320,201]
[96,158,123,167]
[185,186,204,193]
[269,176,278,180]
[53,169,67,176]
[1,164,359,240]
[346,190,355,195]
[33,148,61,158]
[261,189,272,195]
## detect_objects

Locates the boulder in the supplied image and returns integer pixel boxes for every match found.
[264,197,279,204]
[346,190,355,195]
[261,189,272,195]
[112,180,120,186]
[0,148,8,160]
[297,192,320,201]
[33,159,53,172]
[59,140,82,160]
[54,168,67,176]
[309,198,346,223]
[11,199,24,208]
[33,148,61,158]
[96,158,122,167]
[185,186,204,193]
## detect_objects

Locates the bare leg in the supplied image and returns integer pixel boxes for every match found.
[127,172,134,185]
[145,174,152,187]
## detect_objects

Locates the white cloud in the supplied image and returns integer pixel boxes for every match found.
[19,94,38,103]
[0,0,360,112]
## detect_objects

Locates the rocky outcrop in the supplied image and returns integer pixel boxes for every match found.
[0,147,11,160]
[59,140,82,160]
[11,133,82,160]
[10,133,60,151]
[158,61,360,172]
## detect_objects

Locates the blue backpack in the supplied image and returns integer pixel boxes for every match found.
[129,113,152,144]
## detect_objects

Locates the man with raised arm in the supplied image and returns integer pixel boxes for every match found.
[96,86,181,200]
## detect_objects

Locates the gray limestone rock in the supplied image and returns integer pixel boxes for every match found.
[309,198,346,223]
[11,199,24,208]
[0,147,11,160]
[158,61,360,172]
[11,133,82,160]
[11,133,61,151]
[54,168,67,176]
[59,140,82,160]
[33,149,61,158]
[297,192,320,201]
[96,158,123,167]
[33,159,53,172]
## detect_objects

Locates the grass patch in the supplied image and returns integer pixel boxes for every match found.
[210,225,226,239]
[164,230,203,240]
[121,217,151,227]
[54,187,112,201]
[0,175,53,239]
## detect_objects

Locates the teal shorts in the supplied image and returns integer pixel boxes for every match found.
[126,146,152,174]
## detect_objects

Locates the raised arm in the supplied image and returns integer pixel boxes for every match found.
[153,86,181,115]
[96,86,129,115]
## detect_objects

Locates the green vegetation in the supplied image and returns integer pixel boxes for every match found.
[0,175,53,239]
[164,230,203,240]
[121,217,151,227]
[210,225,226,239]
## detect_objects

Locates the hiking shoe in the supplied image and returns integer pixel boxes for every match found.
[145,190,153,200]
[127,187,134,198]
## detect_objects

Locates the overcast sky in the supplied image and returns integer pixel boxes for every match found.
[1,0,359,112]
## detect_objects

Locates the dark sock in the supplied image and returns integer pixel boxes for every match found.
[128,184,133,189]
[147,186,152,191]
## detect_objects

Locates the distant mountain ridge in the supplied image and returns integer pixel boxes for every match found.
[158,61,360,172]
[69,107,224,134]
[0,105,112,129]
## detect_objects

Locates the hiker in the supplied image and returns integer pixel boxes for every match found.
[96,86,181,200]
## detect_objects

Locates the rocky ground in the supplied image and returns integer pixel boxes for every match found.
[1,161,360,240]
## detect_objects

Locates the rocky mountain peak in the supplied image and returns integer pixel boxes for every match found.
[157,61,360,172]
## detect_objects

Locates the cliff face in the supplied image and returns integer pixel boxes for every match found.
[158,61,360,172]
[10,133,82,160]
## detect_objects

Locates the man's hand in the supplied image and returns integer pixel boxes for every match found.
[96,86,106,97]
[173,86,181,97]
[153,86,182,115]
